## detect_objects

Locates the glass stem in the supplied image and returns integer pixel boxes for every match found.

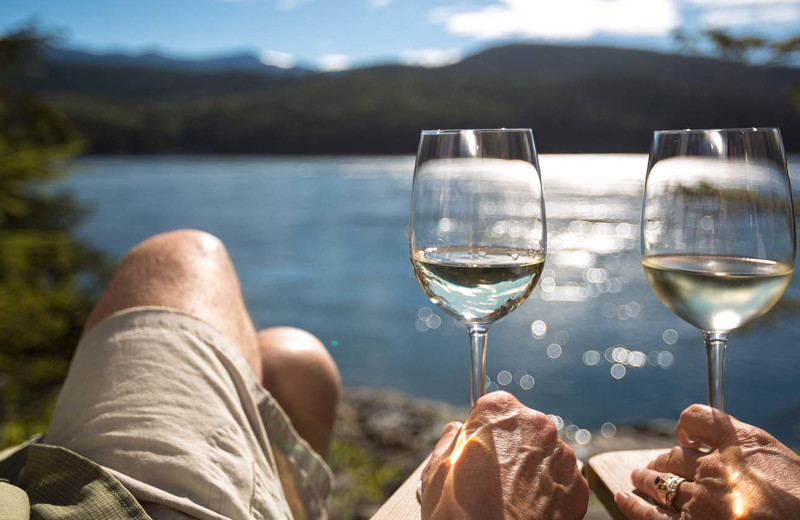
[468,324,489,408]
[703,331,728,411]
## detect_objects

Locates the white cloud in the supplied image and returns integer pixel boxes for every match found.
[400,48,462,67]
[319,53,350,71]
[370,0,392,7]
[433,0,680,40]
[261,49,296,68]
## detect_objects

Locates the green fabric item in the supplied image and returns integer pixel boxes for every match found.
[0,440,151,520]
[0,481,30,519]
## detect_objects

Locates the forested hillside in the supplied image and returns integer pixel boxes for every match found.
[10,44,800,154]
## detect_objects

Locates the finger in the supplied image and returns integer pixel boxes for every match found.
[615,491,678,520]
[422,421,463,483]
[430,421,463,460]
[442,421,462,437]
[676,404,735,449]
[647,446,703,479]
[631,467,693,512]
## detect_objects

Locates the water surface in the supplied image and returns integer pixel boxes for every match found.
[64,154,800,447]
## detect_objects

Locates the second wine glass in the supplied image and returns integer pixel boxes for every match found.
[410,129,546,407]
[641,128,795,411]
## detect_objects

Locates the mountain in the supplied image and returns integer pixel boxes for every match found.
[9,43,800,154]
[41,46,312,76]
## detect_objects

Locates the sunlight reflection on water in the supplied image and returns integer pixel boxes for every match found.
[64,154,800,445]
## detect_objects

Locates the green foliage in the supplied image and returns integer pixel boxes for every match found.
[675,29,800,67]
[327,436,406,518]
[672,29,800,119]
[0,27,107,449]
[8,44,800,155]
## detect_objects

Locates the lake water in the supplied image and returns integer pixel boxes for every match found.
[63,155,800,447]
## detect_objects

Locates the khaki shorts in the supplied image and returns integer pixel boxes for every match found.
[44,307,332,520]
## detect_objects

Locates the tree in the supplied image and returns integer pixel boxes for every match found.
[675,28,800,67]
[674,28,800,115]
[0,26,108,447]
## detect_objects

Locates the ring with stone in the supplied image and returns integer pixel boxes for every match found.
[654,473,685,512]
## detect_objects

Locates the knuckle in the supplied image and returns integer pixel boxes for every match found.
[527,408,554,428]
[557,440,578,466]
[667,446,682,465]
[683,403,709,419]
[475,390,519,413]
[521,408,558,440]
[442,421,462,436]
[538,416,559,442]
[696,455,723,476]
[743,426,773,447]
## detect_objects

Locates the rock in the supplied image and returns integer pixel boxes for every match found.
[335,387,468,472]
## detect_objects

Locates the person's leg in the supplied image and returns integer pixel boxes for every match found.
[257,327,341,458]
[82,229,262,380]
[84,229,339,457]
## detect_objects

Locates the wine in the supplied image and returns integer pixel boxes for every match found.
[642,254,793,332]
[412,245,545,323]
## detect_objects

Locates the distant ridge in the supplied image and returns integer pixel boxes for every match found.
[11,43,800,154]
[42,45,312,76]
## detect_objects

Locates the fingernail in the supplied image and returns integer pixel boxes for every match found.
[615,492,629,503]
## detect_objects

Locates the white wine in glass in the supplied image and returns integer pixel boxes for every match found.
[641,128,795,411]
[410,129,546,407]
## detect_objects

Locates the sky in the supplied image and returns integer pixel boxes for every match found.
[1,0,799,71]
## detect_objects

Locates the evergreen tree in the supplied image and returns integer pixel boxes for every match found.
[0,26,107,447]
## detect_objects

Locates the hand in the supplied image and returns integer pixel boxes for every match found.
[420,391,588,519]
[616,404,800,519]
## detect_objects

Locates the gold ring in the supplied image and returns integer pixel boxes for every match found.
[654,474,685,512]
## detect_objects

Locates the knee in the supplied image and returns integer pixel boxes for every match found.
[124,229,230,273]
[259,327,341,400]
[82,229,247,340]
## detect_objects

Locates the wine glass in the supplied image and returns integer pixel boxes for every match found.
[410,129,546,407]
[641,128,795,411]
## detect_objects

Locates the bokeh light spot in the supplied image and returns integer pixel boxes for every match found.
[628,351,646,368]
[497,370,513,386]
[548,414,564,430]
[657,351,674,369]
[583,350,601,366]
[520,374,535,390]
[530,320,547,339]
[601,422,617,438]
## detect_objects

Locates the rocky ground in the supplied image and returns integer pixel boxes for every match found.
[329,388,678,519]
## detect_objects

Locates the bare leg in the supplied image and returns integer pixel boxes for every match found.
[82,229,262,380]
[258,327,341,458]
